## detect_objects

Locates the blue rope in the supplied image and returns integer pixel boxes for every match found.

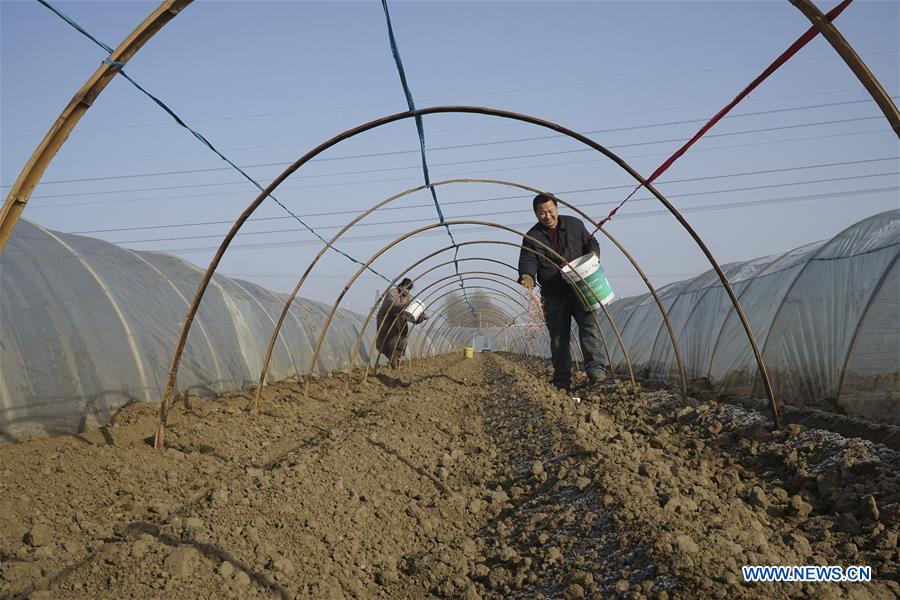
[379,0,445,225]
[36,0,391,284]
[381,0,478,320]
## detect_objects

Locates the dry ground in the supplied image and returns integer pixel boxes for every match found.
[1,353,898,599]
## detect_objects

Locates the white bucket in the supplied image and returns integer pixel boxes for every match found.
[400,297,427,322]
[560,253,615,310]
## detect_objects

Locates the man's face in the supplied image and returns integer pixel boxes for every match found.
[534,200,559,229]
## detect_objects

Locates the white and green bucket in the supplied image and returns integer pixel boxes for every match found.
[561,254,614,310]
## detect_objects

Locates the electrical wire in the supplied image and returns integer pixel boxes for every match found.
[114,185,898,251]
[25,129,893,206]
[91,171,899,243]
[67,157,896,234]
[10,113,886,188]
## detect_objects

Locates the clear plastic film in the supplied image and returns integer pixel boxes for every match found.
[0,220,453,441]
[488,211,899,424]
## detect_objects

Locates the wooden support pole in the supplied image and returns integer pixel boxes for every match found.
[790,0,900,137]
[0,0,193,252]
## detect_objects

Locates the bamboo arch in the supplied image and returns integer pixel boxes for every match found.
[372,274,587,375]
[407,284,581,366]
[366,264,525,370]
[5,5,898,443]
[374,258,553,368]
[301,221,635,399]
[250,178,686,409]
[406,291,538,362]
[406,287,572,366]
[154,106,783,447]
[419,300,536,355]
[790,0,900,136]
[351,247,621,389]
[0,0,193,250]
[340,241,554,383]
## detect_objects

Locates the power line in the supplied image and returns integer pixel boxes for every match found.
[2,49,896,141]
[69,163,898,235]
[152,186,898,254]
[10,84,892,169]
[110,176,898,244]
[3,95,888,172]
[26,129,894,208]
[10,113,884,187]
[69,155,896,234]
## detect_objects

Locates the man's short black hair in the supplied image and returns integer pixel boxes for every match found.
[398,277,414,290]
[533,193,558,211]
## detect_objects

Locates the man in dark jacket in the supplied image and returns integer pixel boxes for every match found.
[518,193,606,391]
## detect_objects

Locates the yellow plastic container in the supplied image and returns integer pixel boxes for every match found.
[464,347,474,359]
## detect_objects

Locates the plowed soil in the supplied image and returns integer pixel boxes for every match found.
[1,353,898,599]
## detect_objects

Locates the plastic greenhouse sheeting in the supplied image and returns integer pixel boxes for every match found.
[0,220,455,442]
[486,211,899,425]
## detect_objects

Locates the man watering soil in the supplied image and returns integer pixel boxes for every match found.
[518,193,608,392]
[376,277,428,368]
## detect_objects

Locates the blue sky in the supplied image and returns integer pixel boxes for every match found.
[2,0,898,314]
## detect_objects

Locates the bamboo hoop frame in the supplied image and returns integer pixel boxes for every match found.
[374,270,526,368]
[155,106,782,448]
[353,254,550,373]
[403,293,559,363]
[360,261,550,364]
[343,238,625,394]
[406,293,532,363]
[251,178,685,410]
[376,290,534,368]
[400,259,523,362]
[377,276,548,369]
[251,238,610,409]
[410,302,561,360]
[406,288,577,367]
[438,317,550,358]
[5,8,897,441]
[396,258,525,364]
[388,259,548,365]
[789,0,900,137]
[302,220,634,399]
[429,313,554,362]
[381,295,559,369]
[418,302,538,358]
[356,252,608,380]
[0,0,193,251]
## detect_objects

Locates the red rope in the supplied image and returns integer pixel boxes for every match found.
[593,0,854,232]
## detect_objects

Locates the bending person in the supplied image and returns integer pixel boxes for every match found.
[376,277,428,368]
[518,193,607,392]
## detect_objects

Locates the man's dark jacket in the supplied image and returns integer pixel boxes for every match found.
[518,215,600,294]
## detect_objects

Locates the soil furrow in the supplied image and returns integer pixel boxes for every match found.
[1,353,897,599]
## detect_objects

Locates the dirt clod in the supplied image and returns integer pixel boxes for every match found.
[164,546,198,578]
[218,560,234,579]
[24,524,52,547]
[862,495,880,522]
[234,570,251,588]
[788,494,813,518]
[748,485,768,508]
